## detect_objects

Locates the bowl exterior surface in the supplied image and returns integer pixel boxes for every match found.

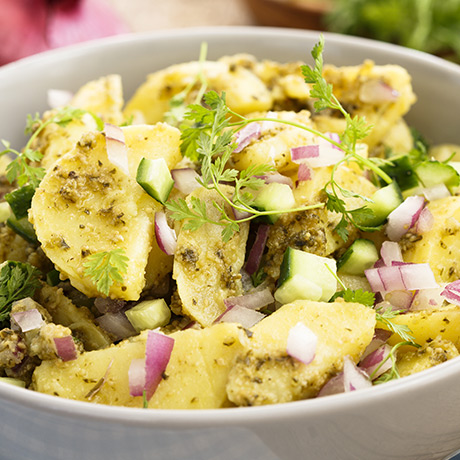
[1,27,460,460]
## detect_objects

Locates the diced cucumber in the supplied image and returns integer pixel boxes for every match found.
[7,215,38,244]
[136,157,174,204]
[0,377,26,388]
[380,154,419,191]
[125,299,171,332]
[415,160,460,190]
[274,247,337,304]
[253,182,295,224]
[356,182,403,227]
[4,184,35,219]
[0,202,11,223]
[337,239,379,276]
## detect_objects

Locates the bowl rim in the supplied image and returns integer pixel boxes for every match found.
[1,25,460,426]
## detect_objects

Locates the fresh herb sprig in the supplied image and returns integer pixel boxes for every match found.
[0,261,42,327]
[372,341,420,384]
[167,91,325,242]
[301,35,393,241]
[164,42,209,127]
[0,106,101,188]
[171,36,393,242]
[83,248,129,296]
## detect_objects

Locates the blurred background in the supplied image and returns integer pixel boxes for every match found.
[1,0,459,65]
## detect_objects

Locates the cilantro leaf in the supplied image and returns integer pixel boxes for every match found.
[0,261,42,327]
[83,249,129,296]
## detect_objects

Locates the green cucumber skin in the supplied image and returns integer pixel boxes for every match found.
[6,216,38,244]
[337,238,379,275]
[253,183,295,224]
[415,161,460,189]
[136,157,174,205]
[357,182,403,227]
[4,184,35,220]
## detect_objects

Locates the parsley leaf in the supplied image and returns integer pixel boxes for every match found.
[301,34,392,241]
[83,249,129,296]
[0,261,42,327]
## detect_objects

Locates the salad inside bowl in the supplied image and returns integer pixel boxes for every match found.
[1,27,460,460]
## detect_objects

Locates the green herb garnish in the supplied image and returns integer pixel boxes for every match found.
[164,42,209,127]
[1,107,95,188]
[0,261,42,327]
[167,90,325,242]
[372,341,420,384]
[169,36,393,242]
[83,248,129,296]
[301,35,393,241]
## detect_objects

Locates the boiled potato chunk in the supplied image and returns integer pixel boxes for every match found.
[321,60,416,148]
[403,196,460,283]
[124,60,272,124]
[30,124,181,300]
[230,110,315,175]
[33,323,247,409]
[383,304,460,349]
[35,284,111,350]
[173,187,249,327]
[397,337,459,378]
[34,75,124,169]
[226,300,376,406]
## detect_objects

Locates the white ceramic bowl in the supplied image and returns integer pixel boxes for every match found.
[1,27,460,460]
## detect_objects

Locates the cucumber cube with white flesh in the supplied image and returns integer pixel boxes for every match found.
[0,202,11,223]
[136,157,174,204]
[253,182,295,223]
[125,299,171,332]
[337,238,379,276]
[356,182,403,227]
[274,247,337,304]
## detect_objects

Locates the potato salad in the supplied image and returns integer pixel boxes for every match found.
[1,38,460,409]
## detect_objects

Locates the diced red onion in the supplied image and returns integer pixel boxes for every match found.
[365,263,438,293]
[399,263,438,290]
[385,290,414,311]
[286,322,317,365]
[54,336,77,362]
[233,123,261,153]
[217,305,265,329]
[359,80,399,104]
[297,163,313,182]
[95,311,136,341]
[128,358,146,397]
[257,173,294,189]
[155,211,177,256]
[232,202,253,220]
[361,328,392,359]
[416,207,434,234]
[317,372,344,397]
[47,89,73,109]
[343,356,372,392]
[245,224,270,275]
[11,309,44,332]
[373,258,385,268]
[422,184,450,202]
[380,241,403,267]
[441,280,460,306]
[364,267,386,293]
[144,330,174,399]
[411,287,445,310]
[291,145,320,162]
[359,344,392,379]
[224,288,274,312]
[386,195,425,241]
[104,123,129,175]
[171,168,201,195]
